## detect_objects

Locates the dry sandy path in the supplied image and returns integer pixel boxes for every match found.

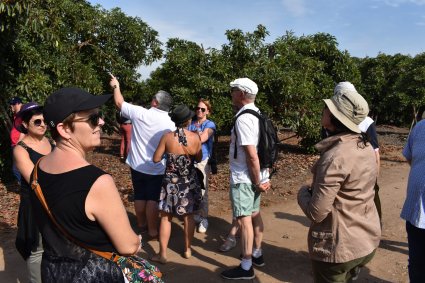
[0,159,410,282]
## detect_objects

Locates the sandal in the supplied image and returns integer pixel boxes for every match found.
[183,249,191,259]
[219,236,237,252]
[150,254,167,264]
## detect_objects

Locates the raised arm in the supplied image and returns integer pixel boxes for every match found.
[109,74,124,110]
[86,174,140,256]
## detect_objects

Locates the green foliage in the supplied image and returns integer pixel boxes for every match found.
[357,53,412,125]
[1,1,423,179]
[0,0,162,180]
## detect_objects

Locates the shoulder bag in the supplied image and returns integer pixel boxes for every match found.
[31,158,163,283]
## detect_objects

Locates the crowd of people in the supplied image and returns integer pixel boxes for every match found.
[7,76,424,283]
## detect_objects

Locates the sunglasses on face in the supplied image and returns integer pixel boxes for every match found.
[230,87,242,93]
[196,107,206,113]
[31,119,46,127]
[73,112,102,127]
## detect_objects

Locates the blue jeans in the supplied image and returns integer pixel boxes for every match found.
[406,221,425,283]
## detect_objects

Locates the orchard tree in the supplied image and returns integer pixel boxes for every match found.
[0,0,162,180]
[357,53,411,125]
[260,32,360,151]
[396,52,425,128]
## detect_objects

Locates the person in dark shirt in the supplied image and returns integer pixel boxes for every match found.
[359,116,382,222]
[13,102,53,283]
[9,96,24,183]
[30,88,143,282]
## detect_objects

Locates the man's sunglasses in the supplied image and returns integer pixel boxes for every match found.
[196,107,206,113]
[73,112,102,127]
[32,119,46,127]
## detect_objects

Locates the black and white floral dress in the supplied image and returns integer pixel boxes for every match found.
[158,152,202,215]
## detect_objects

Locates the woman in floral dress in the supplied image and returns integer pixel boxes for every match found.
[152,105,202,264]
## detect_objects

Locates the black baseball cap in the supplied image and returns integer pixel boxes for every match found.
[9,97,23,105]
[44,87,112,128]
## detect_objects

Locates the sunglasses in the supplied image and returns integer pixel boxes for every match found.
[196,107,206,113]
[31,119,46,127]
[73,112,102,127]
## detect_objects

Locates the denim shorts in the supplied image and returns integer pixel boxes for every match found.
[130,169,164,201]
[230,183,261,217]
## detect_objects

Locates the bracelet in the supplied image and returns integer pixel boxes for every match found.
[112,84,118,89]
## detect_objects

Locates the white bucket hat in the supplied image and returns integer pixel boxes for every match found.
[323,82,369,133]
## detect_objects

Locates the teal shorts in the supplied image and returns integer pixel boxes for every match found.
[230,183,261,217]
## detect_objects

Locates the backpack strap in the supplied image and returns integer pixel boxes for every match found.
[233,109,261,159]
[30,158,120,263]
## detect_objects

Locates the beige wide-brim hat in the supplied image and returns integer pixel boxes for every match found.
[324,82,369,133]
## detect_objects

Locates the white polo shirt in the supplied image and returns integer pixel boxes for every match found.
[229,103,270,184]
[121,102,176,175]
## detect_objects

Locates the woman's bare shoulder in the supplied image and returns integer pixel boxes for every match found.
[185,130,200,140]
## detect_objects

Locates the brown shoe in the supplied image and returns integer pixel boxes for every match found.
[150,254,167,264]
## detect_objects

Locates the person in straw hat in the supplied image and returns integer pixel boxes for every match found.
[298,82,381,282]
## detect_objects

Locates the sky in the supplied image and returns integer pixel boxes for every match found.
[88,0,425,79]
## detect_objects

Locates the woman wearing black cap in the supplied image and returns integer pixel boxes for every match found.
[13,102,54,283]
[29,88,143,282]
[151,105,203,263]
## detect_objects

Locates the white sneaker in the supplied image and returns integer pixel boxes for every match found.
[198,218,208,233]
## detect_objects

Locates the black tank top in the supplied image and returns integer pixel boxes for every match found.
[18,140,54,197]
[15,140,54,259]
[30,164,117,259]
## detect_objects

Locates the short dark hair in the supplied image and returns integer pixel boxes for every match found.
[21,107,43,124]
[49,113,76,141]
[20,107,43,134]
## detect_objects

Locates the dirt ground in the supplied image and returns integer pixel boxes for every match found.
[0,126,411,282]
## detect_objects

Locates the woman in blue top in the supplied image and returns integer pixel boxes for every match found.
[188,99,216,233]
[401,120,425,283]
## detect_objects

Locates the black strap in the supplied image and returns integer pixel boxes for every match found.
[233,109,261,159]
[30,158,120,262]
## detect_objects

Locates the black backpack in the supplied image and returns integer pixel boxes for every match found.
[233,109,279,174]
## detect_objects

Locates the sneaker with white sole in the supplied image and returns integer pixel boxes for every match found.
[221,265,255,280]
[219,236,237,252]
[239,254,265,267]
[252,255,265,267]
[198,218,208,233]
